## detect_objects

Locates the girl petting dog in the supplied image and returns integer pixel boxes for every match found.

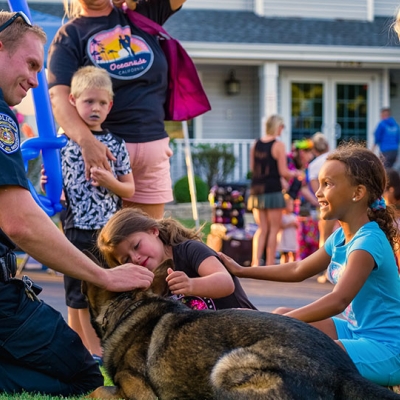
[221,143,400,387]
[97,208,256,310]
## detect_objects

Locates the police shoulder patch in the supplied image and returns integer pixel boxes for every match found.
[0,112,19,154]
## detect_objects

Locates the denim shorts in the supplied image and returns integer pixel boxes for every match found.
[333,317,400,386]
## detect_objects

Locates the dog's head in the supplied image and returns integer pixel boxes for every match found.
[82,257,174,339]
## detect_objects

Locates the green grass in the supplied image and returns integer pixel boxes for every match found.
[3,218,210,400]
[1,368,112,400]
[177,218,211,240]
[0,394,84,400]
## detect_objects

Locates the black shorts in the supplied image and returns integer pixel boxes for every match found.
[0,279,103,395]
[64,228,101,309]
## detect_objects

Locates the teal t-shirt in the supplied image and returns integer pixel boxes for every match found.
[325,221,400,351]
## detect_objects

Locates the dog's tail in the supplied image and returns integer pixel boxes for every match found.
[211,347,400,400]
[211,348,301,400]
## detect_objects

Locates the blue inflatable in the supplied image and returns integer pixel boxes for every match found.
[8,0,66,216]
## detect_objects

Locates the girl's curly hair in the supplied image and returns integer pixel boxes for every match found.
[327,142,399,251]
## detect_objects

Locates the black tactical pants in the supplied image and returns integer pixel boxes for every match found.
[0,279,103,395]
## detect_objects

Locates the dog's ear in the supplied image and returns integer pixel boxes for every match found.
[82,249,106,268]
[151,259,174,296]
[81,250,118,315]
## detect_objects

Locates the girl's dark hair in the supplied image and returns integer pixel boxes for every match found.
[326,142,398,250]
[386,168,400,201]
[97,208,203,267]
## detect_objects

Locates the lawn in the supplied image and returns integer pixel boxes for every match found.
[177,218,211,239]
[1,368,113,400]
[0,391,104,399]
[0,394,85,400]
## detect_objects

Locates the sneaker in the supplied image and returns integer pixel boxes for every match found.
[92,354,103,367]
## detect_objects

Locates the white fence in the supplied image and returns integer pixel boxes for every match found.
[170,138,254,186]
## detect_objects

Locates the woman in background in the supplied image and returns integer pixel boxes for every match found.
[247,115,299,266]
[48,0,186,219]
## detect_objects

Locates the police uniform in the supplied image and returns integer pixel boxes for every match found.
[0,89,103,395]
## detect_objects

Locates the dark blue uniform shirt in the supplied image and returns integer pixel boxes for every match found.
[0,89,29,255]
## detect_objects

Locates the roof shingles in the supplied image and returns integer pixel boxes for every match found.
[1,2,398,48]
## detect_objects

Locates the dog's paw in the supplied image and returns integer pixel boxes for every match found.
[86,385,121,399]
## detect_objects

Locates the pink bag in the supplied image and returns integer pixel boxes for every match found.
[126,10,211,121]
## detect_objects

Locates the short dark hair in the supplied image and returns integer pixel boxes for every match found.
[0,11,46,50]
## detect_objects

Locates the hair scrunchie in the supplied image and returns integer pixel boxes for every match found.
[370,197,386,211]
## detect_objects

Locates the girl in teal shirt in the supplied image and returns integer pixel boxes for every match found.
[221,143,400,386]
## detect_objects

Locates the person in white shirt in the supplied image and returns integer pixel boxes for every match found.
[308,132,337,283]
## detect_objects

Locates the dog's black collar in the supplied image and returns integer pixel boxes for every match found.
[102,293,145,339]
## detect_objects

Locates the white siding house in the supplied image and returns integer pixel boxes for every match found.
[161,0,400,153]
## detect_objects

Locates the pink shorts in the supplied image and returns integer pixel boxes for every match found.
[124,137,174,204]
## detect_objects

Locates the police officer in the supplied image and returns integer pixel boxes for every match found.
[0,11,154,395]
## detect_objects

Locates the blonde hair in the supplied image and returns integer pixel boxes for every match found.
[395,9,400,40]
[63,0,82,19]
[70,66,114,99]
[265,114,284,136]
[0,12,46,50]
[97,208,203,267]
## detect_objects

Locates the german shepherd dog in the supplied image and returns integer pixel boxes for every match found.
[83,260,400,400]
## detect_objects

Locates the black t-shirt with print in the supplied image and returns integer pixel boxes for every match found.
[172,240,257,310]
[48,1,174,143]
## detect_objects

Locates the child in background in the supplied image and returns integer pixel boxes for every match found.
[220,143,400,387]
[60,66,134,363]
[97,208,256,310]
[277,194,299,263]
[384,168,400,220]
[308,132,337,283]
[287,139,319,260]
[383,168,400,268]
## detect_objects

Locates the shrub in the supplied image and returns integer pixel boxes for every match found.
[191,144,236,188]
[173,176,209,203]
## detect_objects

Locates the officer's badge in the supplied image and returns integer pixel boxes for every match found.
[0,113,19,154]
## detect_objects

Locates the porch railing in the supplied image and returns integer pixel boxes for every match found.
[170,138,254,186]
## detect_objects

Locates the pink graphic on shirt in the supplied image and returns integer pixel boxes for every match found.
[328,260,357,327]
[87,25,154,80]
